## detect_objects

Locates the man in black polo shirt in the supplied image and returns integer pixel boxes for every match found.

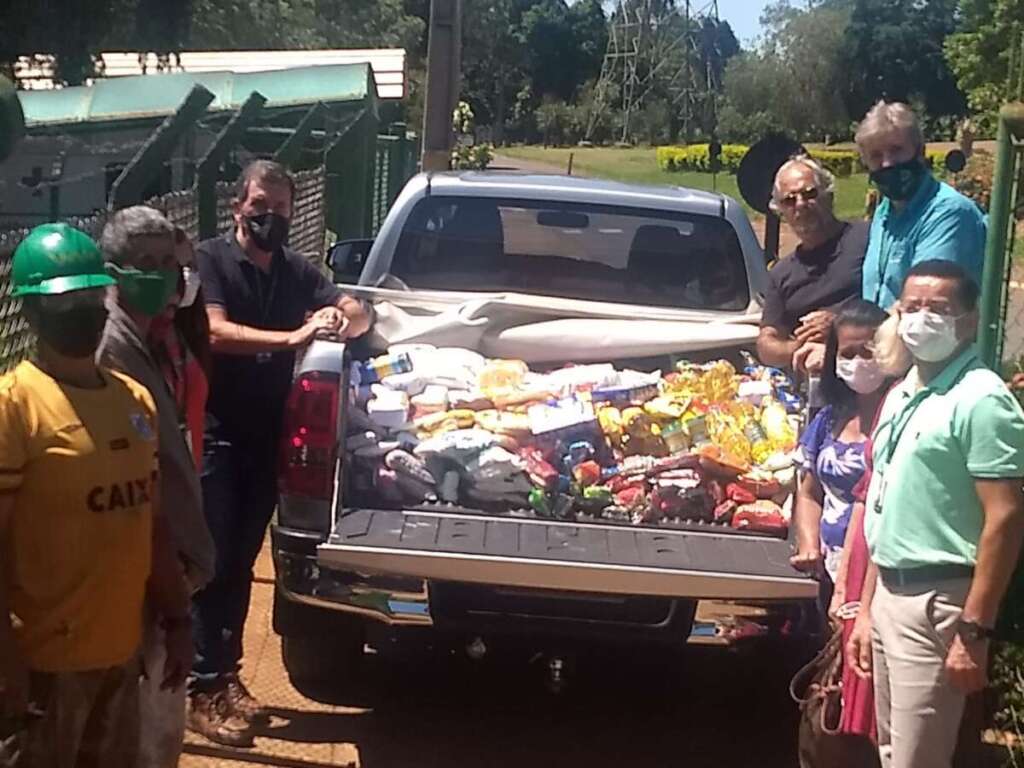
[757,156,868,373]
[188,160,371,744]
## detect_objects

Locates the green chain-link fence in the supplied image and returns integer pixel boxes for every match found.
[0,166,330,373]
[981,104,1024,372]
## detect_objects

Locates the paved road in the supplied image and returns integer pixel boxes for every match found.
[181,543,807,768]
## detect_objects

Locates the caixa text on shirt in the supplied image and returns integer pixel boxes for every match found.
[86,476,154,513]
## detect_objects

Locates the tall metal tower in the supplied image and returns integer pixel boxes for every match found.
[586,0,722,143]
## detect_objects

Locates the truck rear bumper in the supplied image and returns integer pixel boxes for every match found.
[272,524,817,645]
[273,525,432,626]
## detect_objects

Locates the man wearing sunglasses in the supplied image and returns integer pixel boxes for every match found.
[758,156,869,374]
[96,207,220,761]
[0,224,192,767]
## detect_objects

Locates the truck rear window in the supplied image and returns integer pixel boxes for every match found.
[388,197,750,311]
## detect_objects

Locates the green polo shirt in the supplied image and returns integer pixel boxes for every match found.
[865,345,1024,569]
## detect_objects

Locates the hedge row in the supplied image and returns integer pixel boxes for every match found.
[656,144,948,177]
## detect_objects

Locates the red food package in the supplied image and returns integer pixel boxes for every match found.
[615,485,647,510]
[572,460,602,487]
[608,473,647,494]
[731,501,788,536]
[725,482,757,504]
[518,447,559,490]
[736,475,782,499]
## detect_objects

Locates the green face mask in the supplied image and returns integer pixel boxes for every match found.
[107,264,179,317]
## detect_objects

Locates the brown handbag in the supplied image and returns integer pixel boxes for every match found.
[790,630,880,768]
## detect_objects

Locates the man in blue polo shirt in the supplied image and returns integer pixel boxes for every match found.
[188,160,372,745]
[848,261,1024,768]
[856,102,986,310]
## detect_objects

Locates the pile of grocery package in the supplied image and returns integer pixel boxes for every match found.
[346,345,803,537]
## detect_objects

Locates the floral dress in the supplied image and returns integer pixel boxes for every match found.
[795,405,868,582]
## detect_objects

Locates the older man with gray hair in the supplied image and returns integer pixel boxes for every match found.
[758,155,868,372]
[856,100,986,309]
[97,205,221,764]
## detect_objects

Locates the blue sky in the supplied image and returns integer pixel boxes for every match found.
[716,0,769,46]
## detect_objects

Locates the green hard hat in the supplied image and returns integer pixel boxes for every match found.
[11,223,116,297]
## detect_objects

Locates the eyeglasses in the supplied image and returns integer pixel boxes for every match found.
[780,186,820,207]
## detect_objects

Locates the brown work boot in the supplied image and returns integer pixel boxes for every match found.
[186,689,254,747]
[225,674,269,725]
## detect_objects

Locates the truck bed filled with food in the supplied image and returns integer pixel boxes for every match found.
[342,344,804,538]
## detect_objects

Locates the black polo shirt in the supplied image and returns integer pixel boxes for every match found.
[760,220,868,336]
[197,233,343,441]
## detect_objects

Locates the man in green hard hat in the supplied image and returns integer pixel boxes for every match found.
[0,223,192,767]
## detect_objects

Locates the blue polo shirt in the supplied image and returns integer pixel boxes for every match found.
[862,176,986,309]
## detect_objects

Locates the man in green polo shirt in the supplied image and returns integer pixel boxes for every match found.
[852,260,1024,768]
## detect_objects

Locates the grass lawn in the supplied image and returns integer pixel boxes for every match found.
[499,145,870,221]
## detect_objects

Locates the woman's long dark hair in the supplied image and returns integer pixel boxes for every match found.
[819,299,890,420]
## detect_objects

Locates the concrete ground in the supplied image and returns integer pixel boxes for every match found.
[180,539,812,768]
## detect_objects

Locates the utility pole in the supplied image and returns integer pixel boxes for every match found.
[421,0,462,171]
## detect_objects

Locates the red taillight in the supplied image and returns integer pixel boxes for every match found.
[280,371,340,499]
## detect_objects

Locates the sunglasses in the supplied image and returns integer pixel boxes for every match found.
[780,186,820,207]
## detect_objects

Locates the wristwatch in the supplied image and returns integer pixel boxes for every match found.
[956,619,996,643]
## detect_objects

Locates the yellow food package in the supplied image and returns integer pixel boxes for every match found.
[643,396,687,422]
[478,359,528,394]
[698,360,738,403]
[598,405,624,446]
[760,400,797,452]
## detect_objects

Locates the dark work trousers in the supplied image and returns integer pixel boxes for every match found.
[190,425,278,690]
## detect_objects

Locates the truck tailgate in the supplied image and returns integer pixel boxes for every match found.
[318,509,817,600]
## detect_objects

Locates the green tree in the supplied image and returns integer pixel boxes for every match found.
[719,2,851,142]
[945,0,1024,130]
[0,0,126,84]
[519,0,580,101]
[461,0,534,143]
[840,0,966,122]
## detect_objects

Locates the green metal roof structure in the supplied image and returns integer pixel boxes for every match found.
[18,63,378,129]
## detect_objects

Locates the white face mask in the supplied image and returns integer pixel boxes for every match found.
[898,310,960,362]
[179,266,201,308]
[835,355,885,394]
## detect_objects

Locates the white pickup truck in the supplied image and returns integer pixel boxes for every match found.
[270,172,817,691]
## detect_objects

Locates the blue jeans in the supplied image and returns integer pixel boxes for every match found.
[190,427,278,690]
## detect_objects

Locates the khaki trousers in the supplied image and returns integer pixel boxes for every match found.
[871,576,971,768]
[0,657,141,768]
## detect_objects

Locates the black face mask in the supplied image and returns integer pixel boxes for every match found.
[244,213,290,253]
[869,157,928,201]
[35,307,108,359]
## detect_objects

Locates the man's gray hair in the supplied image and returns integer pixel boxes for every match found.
[769,155,836,214]
[101,205,174,266]
[855,100,924,152]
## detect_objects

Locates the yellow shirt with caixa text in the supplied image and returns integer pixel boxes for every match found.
[0,360,157,672]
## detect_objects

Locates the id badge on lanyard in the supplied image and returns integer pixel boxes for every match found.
[873,391,930,514]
